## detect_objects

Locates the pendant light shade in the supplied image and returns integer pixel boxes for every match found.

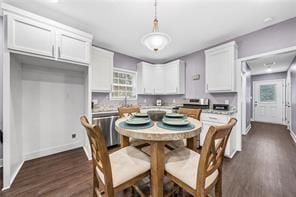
[141,32,171,52]
[142,0,171,52]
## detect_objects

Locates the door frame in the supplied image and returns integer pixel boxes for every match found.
[237,45,296,151]
[252,79,286,124]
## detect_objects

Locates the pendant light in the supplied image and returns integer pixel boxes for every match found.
[141,0,171,52]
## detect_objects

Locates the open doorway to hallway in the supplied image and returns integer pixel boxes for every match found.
[241,50,296,138]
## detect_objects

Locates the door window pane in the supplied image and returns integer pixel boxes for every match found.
[260,84,276,102]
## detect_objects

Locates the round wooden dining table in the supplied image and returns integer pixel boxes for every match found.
[115,117,202,197]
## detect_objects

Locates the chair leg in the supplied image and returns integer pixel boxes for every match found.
[215,173,222,197]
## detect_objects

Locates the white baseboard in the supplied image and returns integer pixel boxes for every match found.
[4,161,24,191]
[225,150,237,159]
[24,141,83,161]
[243,124,252,135]
[290,130,296,144]
[0,159,3,168]
[83,145,92,160]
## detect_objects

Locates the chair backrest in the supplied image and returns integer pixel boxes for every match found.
[118,106,140,118]
[196,118,237,194]
[177,108,202,120]
[80,116,114,196]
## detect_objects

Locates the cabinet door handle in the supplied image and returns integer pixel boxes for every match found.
[209,117,218,120]
[144,88,146,94]
[52,45,54,56]
[176,87,178,93]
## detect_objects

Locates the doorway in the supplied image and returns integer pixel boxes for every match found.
[253,79,285,124]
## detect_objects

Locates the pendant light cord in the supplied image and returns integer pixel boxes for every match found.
[153,0,159,32]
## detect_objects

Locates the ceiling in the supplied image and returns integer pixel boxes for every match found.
[247,51,296,75]
[2,0,296,63]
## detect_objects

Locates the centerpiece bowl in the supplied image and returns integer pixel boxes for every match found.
[147,110,166,121]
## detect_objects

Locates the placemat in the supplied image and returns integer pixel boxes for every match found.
[119,121,154,130]
[157,122,195,131]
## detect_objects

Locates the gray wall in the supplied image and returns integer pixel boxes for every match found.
[92,52,157,107]
[162,17,296,108]
[289,58,296,136]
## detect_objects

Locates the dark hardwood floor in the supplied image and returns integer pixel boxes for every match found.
[0,122,296,197]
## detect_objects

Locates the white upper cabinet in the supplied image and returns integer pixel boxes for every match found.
[164,60,185,94]
[137,62,154,94]
[137,60,185,95]
[205,41,237,93]
[153,65,165,94]
[57,30,91,64]
[3,3,93,65]
[7,14,55,58]
[91,47,114,92]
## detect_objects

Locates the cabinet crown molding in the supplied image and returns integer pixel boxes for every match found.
[2,3,93,40]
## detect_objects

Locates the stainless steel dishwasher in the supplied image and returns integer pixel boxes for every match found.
[92,112,120,147]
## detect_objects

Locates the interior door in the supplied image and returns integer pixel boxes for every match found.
[253,80,285,124]
[286,71,292,129]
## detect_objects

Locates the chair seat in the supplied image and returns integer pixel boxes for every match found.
[165,147,218,190]
[96,146,150,188]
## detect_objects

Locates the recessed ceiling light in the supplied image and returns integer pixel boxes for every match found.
[267,67,272,73]
[264,17,273,23]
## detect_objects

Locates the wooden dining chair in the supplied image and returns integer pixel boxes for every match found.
[118,106,149,148]
[80,116,150,197]
[165,118,237,197]
[167,108,202,150]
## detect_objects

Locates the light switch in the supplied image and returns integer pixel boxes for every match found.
[225,100,229,105]
[93,99,98,105]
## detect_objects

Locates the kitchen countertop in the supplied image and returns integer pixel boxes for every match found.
[92,105,181,116]
[202,108,237,115]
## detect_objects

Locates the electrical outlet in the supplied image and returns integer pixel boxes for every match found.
[72,134,76,139]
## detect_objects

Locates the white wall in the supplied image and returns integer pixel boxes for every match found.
[0,16,3,162]
[20,63,86,160]
[9,57,23,182]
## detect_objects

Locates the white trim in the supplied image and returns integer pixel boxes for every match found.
[2,161,24,191]
[24,142,83,161]
[290,130,296,144]
[1,3,93,39]
[238,46,296,62]
[83,145,92,160]
[226,150,237,159]
[243,124,252,135]
[0,159,3,168]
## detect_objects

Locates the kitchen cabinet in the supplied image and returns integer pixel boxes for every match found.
[164,60,185,94]
[7,13,55,58]
[205,41,237,93]
[57,30,91,64]
[137,62,154,94]
[91,47,114,92]
[137,60,185,95]
[5,7,92,65]
[154,65,165,94]
[200,112,237,158]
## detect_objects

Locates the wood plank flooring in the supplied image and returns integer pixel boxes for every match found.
[1,122,296,197]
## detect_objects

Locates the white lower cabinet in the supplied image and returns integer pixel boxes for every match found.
[200,113,237,158]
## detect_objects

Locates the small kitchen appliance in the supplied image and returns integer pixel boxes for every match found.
[213,104,229,111]
[182,98,210,109]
